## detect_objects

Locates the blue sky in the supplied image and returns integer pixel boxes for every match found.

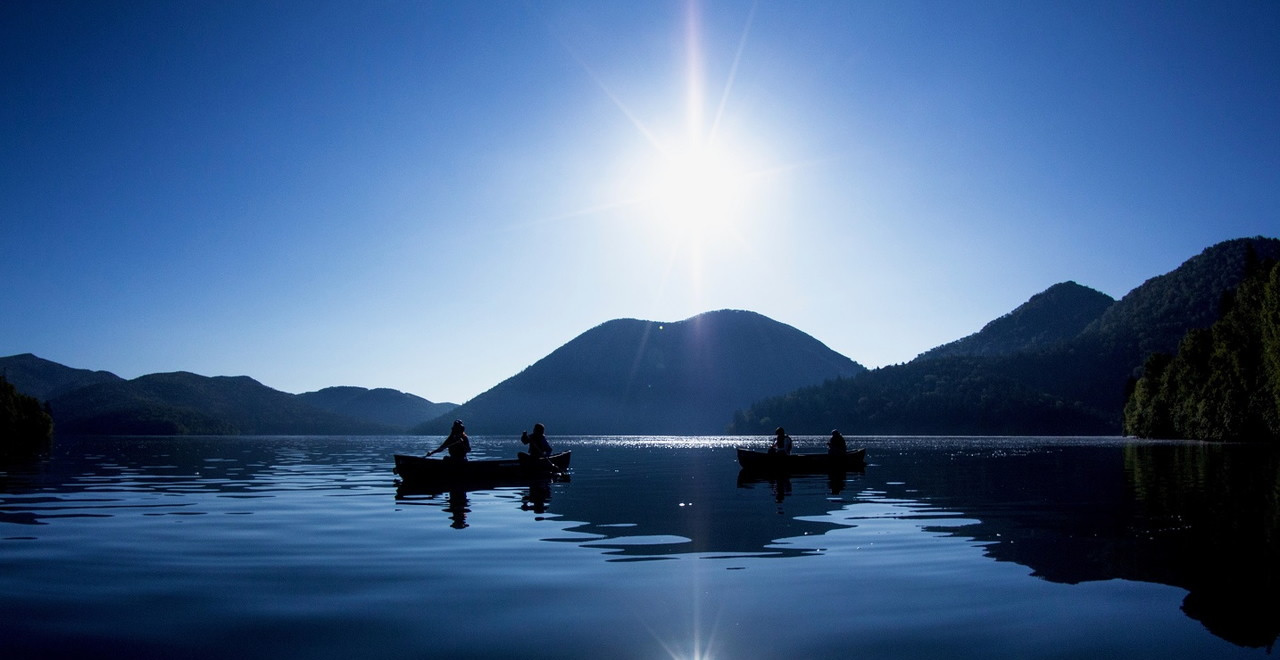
[3,1,1277,404]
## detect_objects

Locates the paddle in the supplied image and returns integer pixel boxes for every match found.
[520,451,565,477]
[426,434,467,458]
[541,455,568,479]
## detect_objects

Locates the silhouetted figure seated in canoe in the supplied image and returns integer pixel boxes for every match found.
[827,429,847,455]
[768,427,793,456]
[521,423,553,459]
[427,419,471,461]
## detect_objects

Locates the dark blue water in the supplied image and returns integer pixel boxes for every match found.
[1,435,1275,659]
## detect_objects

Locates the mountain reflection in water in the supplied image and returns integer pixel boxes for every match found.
[877,441,1280,650]
[1,435,1276,654]
[392,437,1279,649]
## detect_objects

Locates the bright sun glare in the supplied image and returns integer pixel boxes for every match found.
[585,2,770,259]
[641,137,751,244]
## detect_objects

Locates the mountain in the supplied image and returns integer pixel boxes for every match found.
[917,282,1115,360]
[298,386,457,430]
[414,309,866,435]
[0,353,122,401]
[730,237,1280,435]
[1124,256,1280,441]
[49,371,395,436]
[1082,237,1280,361]
[729,354,1118,435]
[11,236,1277,438]
[1,354,456,435]
[1038,236,1280,414]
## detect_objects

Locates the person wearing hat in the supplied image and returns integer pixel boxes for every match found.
[827,429,847,455]
[427,419,471,460]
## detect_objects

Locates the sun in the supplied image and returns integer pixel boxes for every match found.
[553,0,777,269]
[638,136,752,245]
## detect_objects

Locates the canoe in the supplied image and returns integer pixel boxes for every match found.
[393,451,571,485]
[736,447,866,473]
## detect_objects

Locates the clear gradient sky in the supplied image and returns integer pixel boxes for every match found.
[3,1,1277,404]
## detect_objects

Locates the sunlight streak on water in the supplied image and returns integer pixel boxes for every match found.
[574,435,750,449]
[0,435,1271,659]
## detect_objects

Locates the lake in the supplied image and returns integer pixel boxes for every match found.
[1,434,1276,659]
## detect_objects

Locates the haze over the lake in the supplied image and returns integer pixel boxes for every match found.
[3,1,1277,404]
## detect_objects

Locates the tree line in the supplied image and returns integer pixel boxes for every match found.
[1124,255,1280,442]
[1,375,53,457]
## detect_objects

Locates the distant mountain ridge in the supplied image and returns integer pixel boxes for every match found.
[49,371,398,435]
[1040,236,1280,414]
[298,386,455,430]
[729,236,1280,435]
[0,354,455,435]
[0,353,122,400]
[415,309,867,435]
[1081,237,1280,359]
[6,236,1277,437]
[917,282,1115,360]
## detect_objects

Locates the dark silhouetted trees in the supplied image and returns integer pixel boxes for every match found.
[732,237,1280,437]
[1124,257,1280,442]
[1,375,53,456]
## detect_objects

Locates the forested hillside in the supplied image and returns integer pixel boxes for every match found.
[49,372,395,436]
[0,354,451,435]
[917,282,1114,360]
[0,375,53,456]
[1124,256,1280,442]
[730,237,1280,436]
[0,353,121,400]
[298,386,456,430]
[729,358,1115,435]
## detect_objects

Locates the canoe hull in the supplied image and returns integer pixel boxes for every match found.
[736,447,866,473]
[393,451,571,485]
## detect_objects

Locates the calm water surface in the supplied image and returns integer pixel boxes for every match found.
[1,435,1276,659]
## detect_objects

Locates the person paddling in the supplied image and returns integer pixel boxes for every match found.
[521,423,552,459]
[427,419,471,461]
[768,427,793,456]
[827,429,847,455]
